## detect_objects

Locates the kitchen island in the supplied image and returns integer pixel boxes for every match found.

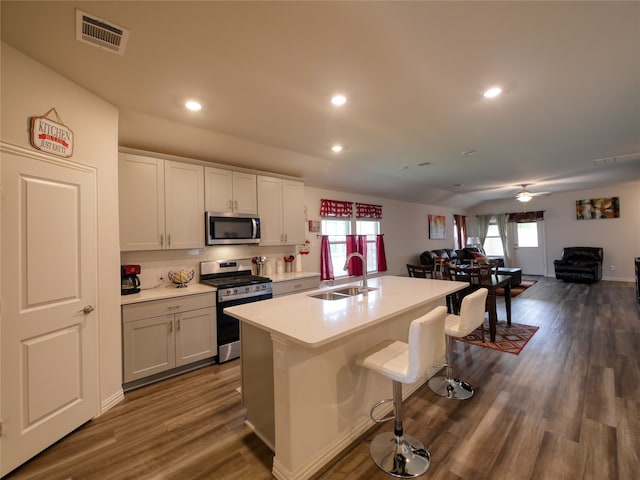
[225,275,467,480]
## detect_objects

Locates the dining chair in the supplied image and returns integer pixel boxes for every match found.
[406,263,434,279]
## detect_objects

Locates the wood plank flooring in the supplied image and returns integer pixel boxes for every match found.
[5,276,639,479]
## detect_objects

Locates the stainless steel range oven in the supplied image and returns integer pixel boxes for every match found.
[200,259,272,363]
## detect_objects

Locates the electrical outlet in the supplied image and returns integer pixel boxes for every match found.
[157,275,165,284]
[609,265,616,271]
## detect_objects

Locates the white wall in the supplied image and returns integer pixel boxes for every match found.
[1,42,123,412]
[467,180,640,281]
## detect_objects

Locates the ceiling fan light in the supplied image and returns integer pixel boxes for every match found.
[516,192,533,202]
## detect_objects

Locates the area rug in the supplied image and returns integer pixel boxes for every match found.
[496,279,537,297]
[456,321,539,355]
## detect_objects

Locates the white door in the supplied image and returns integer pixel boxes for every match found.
[512,221,546,275]
[1,146,98,476]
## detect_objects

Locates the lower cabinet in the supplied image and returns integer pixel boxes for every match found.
[122,292,216,386]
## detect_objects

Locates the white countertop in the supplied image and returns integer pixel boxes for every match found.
[120,283,216,305]
[225,276,468,348]
[120,271,321,305]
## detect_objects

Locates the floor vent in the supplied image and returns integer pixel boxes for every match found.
[75,9,129,55]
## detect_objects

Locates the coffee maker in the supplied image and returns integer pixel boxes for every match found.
[121,264,141,295]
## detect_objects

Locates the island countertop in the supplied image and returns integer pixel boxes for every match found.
[225,275,467,348]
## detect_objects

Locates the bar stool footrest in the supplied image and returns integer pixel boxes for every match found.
[370,398,395,423]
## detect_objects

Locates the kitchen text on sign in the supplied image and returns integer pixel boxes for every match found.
[30,116,74,158]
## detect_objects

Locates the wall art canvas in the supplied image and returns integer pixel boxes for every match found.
[576,197,620,220]
[428,214,446,239]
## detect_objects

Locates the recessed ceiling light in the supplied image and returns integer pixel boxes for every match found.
[331,144,343,153]
[331,95,347,106]
[483,87,502,98]
[185,100,202,111]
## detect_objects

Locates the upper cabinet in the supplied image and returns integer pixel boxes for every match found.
[257,176,305,246]
[119,153,204,251]
[204,167,257,215]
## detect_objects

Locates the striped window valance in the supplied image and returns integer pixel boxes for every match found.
[508,210,544,223]
[320,199,353,217]
[356,203,383,219]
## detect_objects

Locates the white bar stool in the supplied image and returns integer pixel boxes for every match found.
[356,306,447,477]
[427,288,488,400]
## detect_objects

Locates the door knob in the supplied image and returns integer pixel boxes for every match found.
[80,305,95,314]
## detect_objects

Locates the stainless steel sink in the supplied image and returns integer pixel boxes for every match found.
[309,291,351,301]
[308,287,377,300]
[333,286,377,296]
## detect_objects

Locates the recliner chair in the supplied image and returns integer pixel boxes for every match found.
[553,247,603,283]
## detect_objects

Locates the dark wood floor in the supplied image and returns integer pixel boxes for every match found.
[5,276,640,480]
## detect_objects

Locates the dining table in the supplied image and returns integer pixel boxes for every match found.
[448,269,512,342]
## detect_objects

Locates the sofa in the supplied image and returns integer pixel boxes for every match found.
[553,247,603,283]
[419,247,504,267]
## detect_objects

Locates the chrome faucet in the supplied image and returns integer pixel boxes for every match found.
[344,252,368,295]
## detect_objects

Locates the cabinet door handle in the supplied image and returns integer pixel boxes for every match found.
[228,200,233,211]
[168,234,171,247]
[168,320,173,333]
[160,234,164,247]
[176,318,181,331]
[234,200,238,211]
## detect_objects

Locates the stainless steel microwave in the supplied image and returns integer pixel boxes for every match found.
[205,212,261,245]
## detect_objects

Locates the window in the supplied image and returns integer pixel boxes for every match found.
[453,216,459,249]
[322,218,351,276]
[483,218,504,256]
[517,222,539,247]
[321,219,381,276]
[320,199,386,279]
[356,220,381,272]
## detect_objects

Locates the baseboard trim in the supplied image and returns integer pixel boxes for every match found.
[100,389,124,415]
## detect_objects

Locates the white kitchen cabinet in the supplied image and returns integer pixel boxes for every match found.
[205,167,257,214]
[257,176,305,245]
[119,153,204,251]
[122,292,216,385]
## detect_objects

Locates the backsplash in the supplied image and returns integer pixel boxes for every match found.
[120,245,299,289]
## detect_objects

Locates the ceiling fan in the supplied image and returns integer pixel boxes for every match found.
[515,184,551,203]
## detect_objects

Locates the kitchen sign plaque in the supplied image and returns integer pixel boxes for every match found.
[30,108,74,158]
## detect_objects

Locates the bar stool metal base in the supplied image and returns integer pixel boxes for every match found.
[370,431,431,478]
[427,375,474,400]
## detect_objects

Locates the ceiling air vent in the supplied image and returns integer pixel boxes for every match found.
[75,9,129,55]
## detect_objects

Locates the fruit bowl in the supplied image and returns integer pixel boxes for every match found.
[168,269,195,288]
